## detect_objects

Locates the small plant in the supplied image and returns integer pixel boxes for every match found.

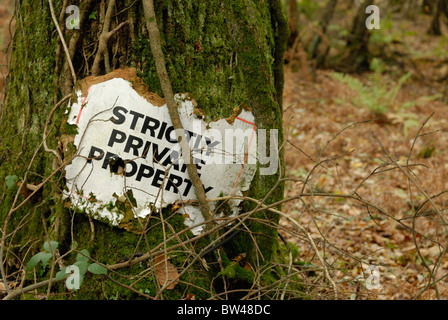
[55,249,107,290]
[26,240,59,276]
[26,240,107,291]
[330,70,411,115]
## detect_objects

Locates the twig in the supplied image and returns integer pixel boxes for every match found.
[0,139,45,296]
[91,0,128,75]
[372,133,446,226]
[3,279,53,300]
[43,94,71,166]
[105,274,154,299]
[142,0,212,225]
[48,0,77,84]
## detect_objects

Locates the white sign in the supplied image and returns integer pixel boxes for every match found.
[63,76,257,234]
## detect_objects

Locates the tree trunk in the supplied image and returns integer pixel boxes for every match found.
[428,0,448,35]
[343,0,374,72]
[287,0,299,48]
[307,0,338,57]
[306,0,338,66]
[0,0,286,299]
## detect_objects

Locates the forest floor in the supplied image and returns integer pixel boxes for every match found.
[281,13,448,300]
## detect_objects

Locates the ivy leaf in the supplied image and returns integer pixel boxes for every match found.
[5,175,18,189]
[89,11,97,20]
[87,263,107,275]
[76,249,90,264]
[71,241,78,250]
[40,252,53,268]
[43,240,59,253]
[55,267,67,281]
[26,252,52,270]
[74,260,88,276]
[26,253,43,270]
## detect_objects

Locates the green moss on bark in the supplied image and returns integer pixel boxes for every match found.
[130,0,285,263]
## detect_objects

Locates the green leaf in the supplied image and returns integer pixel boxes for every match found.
[68,18,80,28]
[43,240,59,253]
[27,253,43,270]
[386,72,411,107]
[76,249,90,264]
[26,252,52,270]
[89,11,97,19]
[55,268,67,281]
[88,263,108,275]
[40,252,53,268]
[5,175,18,189]
[74,260,88,276]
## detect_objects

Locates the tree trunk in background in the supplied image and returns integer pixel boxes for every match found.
[423,0,435,14]
[287,0,299,47]
[306,0,338,66]
[343,0,374,72]
[0,0,286,299]
[428,0,448,35]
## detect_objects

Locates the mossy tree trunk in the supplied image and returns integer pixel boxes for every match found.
[0,0,287,299]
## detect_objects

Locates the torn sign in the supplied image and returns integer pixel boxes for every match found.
[63,70,257,234]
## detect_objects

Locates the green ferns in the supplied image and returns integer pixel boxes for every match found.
[330,70,412,115]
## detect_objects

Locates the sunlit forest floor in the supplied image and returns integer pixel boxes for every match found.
[281,11,448,299]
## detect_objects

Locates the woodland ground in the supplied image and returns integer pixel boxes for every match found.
[281,10,448,299]
[1,2,448,300]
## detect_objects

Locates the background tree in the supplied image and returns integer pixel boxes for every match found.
[0,0,287,299]
[343,0,375,72]
[422,0,435,14]
[428,0,448,35]
[306,0,338,67]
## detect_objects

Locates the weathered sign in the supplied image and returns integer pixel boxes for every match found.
[63,69,257,234]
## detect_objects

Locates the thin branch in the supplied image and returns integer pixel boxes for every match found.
[142,0,212,225]
[91,0,128,75]
[372,132,446,226]
[43,94,71,166]
[48,0,76,84]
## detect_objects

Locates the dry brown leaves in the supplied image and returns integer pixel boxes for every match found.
[153,254,179,290]
[281,44,448,300]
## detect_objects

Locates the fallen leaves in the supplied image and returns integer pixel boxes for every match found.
[232,253,253,271]
[281,59,448,299]
[0,280,19,294]
[154,254,179,290]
